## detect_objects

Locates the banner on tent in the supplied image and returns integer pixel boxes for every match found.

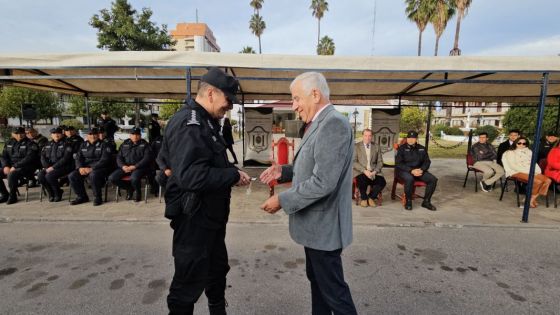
[371,109,401,166]
[244,108,273,166]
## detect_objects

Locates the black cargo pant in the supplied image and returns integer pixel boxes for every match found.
[167,213,230,315]
[398,170,438,202]
[0,168,35,196]
[37,167,72,197]
[68,168,109,200]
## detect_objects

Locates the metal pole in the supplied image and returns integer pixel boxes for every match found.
[522,72,549,223]
[425,102,432,150]
[135,99,140,128]
[241,93,245,167]
[467,129,473,151]
[186,67,192,100]
[555,97,560,134]
[85,96,91,130]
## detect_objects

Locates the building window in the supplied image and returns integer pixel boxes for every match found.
[497,102,502,112]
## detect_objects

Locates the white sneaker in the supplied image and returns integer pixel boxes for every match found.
[480,181,489,192]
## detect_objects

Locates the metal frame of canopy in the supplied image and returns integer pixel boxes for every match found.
[1,58,559,223]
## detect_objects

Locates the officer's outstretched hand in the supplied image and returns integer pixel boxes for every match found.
[236,170,251,186]
[259,161,281,185]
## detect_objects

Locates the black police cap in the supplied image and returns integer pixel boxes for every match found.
[88,128,99,135]
[406,130,418,138]
[201,67,239,104]
[130,127,142,135]
[50,127,63,134]
[12,126,25,134]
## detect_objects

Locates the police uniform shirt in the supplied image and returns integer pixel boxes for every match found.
[76,140,112,170]
[116,138,153,169]
[41,140,73,169]
[395,143,431,173]
[1,138,39,169]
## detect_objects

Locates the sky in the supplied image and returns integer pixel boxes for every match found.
[1,0,559,56]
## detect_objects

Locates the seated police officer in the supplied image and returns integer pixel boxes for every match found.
[69,128,112,206]
[0,127,40,204]
[109,127,153,202]
[395,131,438,211]
[38,127,74,202]
[64,125,84,154]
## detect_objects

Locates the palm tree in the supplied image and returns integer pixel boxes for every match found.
[250,0,264,14]
[317,35,335,55]
[310,0,329,46]
[249,13,266,54]
[430,0,455,56]
[240,46,256,54]
[405,0,435,56]
[449,0,472,56]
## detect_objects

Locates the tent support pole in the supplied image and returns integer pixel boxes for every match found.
[241,93,245,167]
[186,67,192,100]
[425,102,432,151]
[522,72,549,223]
[555,97,560,134]
[85,96,91,130]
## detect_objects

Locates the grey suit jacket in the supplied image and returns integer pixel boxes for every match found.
[352,142,384,178]
[278,105,354,251]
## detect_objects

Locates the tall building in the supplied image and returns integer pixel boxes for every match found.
[170,23,220,52]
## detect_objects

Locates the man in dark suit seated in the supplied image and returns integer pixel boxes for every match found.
[395,130,438,211]
[109,127,153,202]
[353,128,386,207]
[497,129,520,166]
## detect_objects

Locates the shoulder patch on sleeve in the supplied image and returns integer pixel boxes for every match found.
[186,110,200,126]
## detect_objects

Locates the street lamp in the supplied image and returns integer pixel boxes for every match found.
[237,108,242,137]
[352,108,359,135]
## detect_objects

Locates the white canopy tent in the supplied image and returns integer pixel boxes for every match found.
[1,51,559,222]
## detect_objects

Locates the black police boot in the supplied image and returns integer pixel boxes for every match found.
[6,193,18,205]
[126,188,134,200]
[93,196,103,206]
[208,300,227,315]
[404,200,412,210]
[54,189,63,202]
[71,196,89,205]
[0,194,9,203]
[134,189,142,202]
[421,200,437,211]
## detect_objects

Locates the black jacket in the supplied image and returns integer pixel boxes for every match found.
[1,138,40,170]
[395,143,431,173]
[497,140,514,166]
[96,118,119,139]
[116,138,153,169]
[41,139,74,170]
[66,134,84,153]
[162,100,240,225]
[75,140,112,170]
[539,139,557,161]
[148,119,161,141]
[470,142,497,162]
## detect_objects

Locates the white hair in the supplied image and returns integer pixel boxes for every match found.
[290,72,330,100]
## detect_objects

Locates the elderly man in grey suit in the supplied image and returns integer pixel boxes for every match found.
[353,128,386,207]
[260,72,357,315]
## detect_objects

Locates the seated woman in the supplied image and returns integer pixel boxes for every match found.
[545,142,560,183]
[502,137,551,208]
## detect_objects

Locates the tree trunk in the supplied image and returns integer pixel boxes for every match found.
[434,35,440,56]
[453,11,462,50]
[418,30,423,56]
[258,35,262,54]
[317,19,321,46]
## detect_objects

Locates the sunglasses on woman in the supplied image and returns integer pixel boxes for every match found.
[517,142,527,146]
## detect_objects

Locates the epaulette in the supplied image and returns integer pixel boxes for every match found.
[186,109,201,126]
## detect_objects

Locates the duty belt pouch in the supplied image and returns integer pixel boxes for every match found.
[181,191,202,218]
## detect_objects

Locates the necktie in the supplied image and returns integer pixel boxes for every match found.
[366,143,370,149]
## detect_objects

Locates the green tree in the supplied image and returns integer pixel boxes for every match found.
[310,0,329,46]
[90,0,175,51]
[503,106,559,139]
[474,125,499,143]
[239,46,256,54]
[59,119,85,130]
[249,14,266,54]
[159,100,183,120]
[400,107,427,133]
[317,35,335,55]
[250,0,264,14]
[0,87,61,123]
[430,0,455,56]
[67,96,133,120]
[449,0,472,56]
[405,0,435,56]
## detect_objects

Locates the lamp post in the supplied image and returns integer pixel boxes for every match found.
[237,108,242,137]
[352,108,359,136]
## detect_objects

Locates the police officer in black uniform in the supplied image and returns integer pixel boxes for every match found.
[0,127,40,204]
[395,131,438,211]
[109,127,153,202]
[64,125,84,154]
[69,128,112,206]
[97,126,117,154]
[164,68,251,315]
[38,127,74,202]
[539,131,558,161]
[148,113,162,142]
[96,111,119,140]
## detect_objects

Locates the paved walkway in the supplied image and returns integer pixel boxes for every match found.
[1,141,559,228]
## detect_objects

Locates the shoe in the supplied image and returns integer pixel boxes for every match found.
[134,194,142,203]
[53,189,63,202]
[70,197,89,205]
[6,195,18,205]
[93,198,103,206]
[126,189,134,200]
[405,200,412,210]
[480,181,489,192]
[0,194,9,203]
[360,200,368,207]
[421,201,437,211]
[368,198,376,207]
